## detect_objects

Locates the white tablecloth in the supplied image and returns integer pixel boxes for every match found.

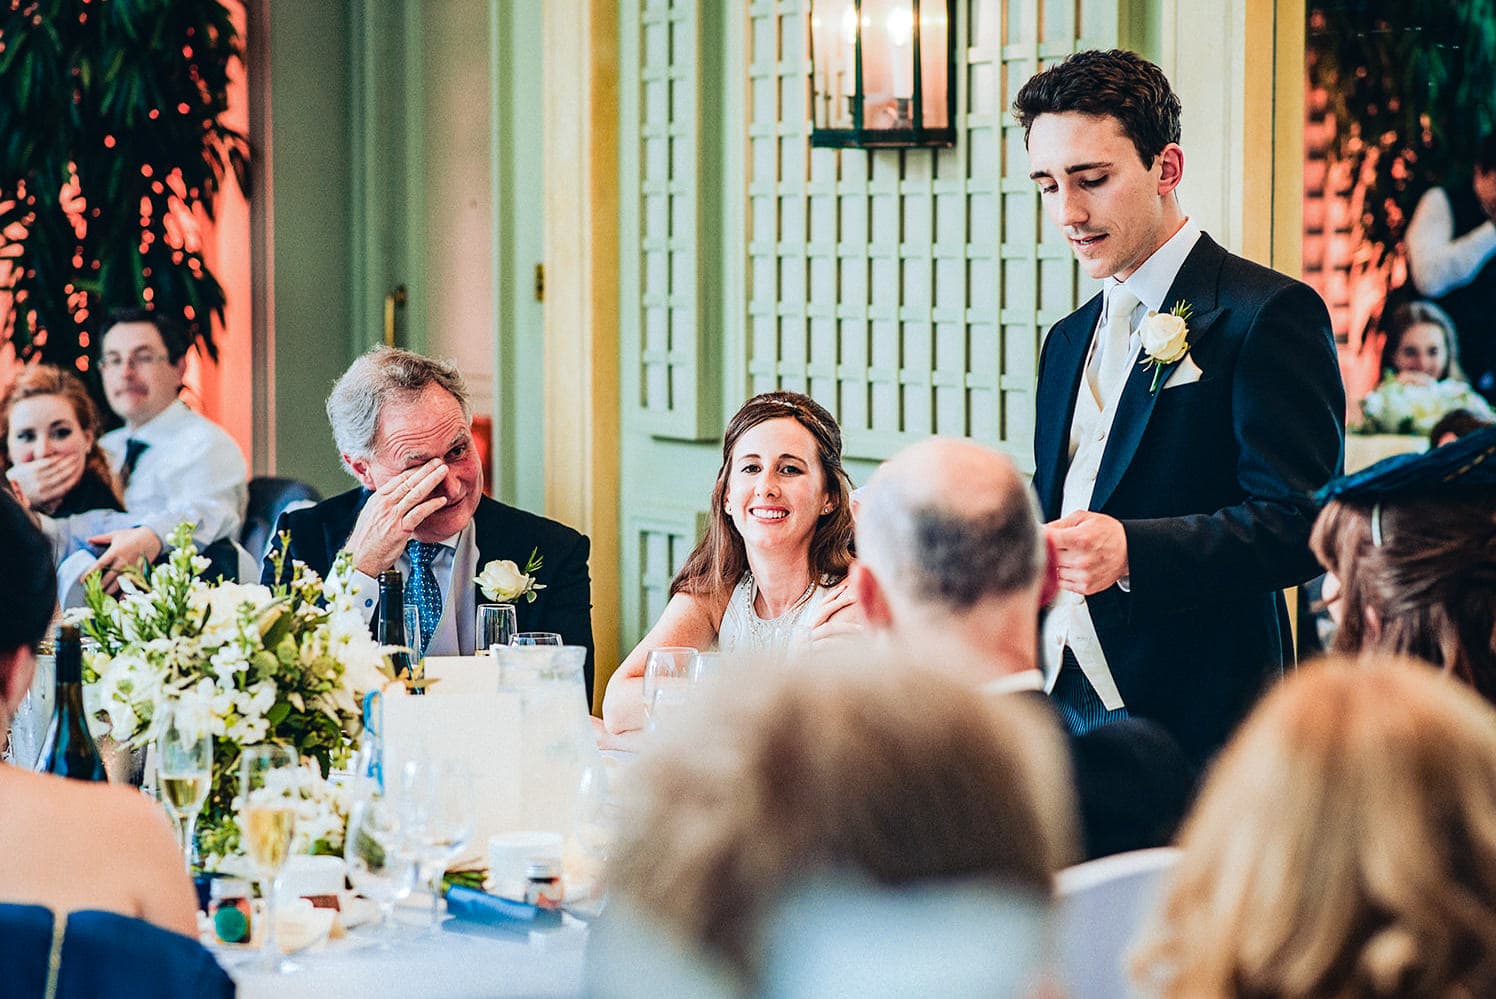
[229,918,587,999]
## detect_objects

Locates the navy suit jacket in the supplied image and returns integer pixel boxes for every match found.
[1033,234,1345,762]
[262,487,597,701]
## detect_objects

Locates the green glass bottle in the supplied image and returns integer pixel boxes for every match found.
[39,624,107,782]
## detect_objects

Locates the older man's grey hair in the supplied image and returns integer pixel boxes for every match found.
[860,468,1046,611]
[326,346,470,469]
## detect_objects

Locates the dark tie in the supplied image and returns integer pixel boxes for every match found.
[120,438,149,489]
[404,541,444,657]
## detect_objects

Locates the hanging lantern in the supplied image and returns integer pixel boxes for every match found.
[808,0,955,148]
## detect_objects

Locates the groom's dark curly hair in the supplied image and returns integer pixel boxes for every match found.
[1012,49,1181,167]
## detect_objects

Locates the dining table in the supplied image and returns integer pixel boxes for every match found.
[226,909,589,999]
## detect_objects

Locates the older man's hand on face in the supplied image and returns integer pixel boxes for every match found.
[86,525,165,594]
[345,458,450,577]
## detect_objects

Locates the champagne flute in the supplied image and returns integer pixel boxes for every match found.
[240,744,300,973]
[155,704,212,872]
[396,757,474,934]
[642,647,696,732]
[476,603,518,654]
[344,785,415,948]
[510,631,563,647]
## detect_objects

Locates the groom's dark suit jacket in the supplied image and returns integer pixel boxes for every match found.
[1033,234,1344,762]
[261,487,596,700]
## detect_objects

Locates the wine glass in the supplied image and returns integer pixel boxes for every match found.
[240,744,300,973]
[155,704,213,872]
[403,605,424,670]
[690,651,725,683]
[395,758,475,933]
[476,603,518,654]
[642,647,695,732]
[344,785,415,948]
[510,632,563,647]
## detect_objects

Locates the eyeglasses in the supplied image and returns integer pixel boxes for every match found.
[99,351,171,372]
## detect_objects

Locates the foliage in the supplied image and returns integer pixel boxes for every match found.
[69,525,394,869]
[1307,1,1496,270]
[0,0,250,373]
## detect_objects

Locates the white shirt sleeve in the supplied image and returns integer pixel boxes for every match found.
[1406,186,1496,297]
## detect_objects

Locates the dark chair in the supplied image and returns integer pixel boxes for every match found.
[241,476,321,563]
[0,903,235,998]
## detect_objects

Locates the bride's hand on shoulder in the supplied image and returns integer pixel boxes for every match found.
[809,580,864,647]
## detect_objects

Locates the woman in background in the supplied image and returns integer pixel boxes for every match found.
[601,391,860,736]
[1135,656,1496,997]
[2,365,123,517]
[1378,300,1464,384]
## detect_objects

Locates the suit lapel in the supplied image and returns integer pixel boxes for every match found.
[1036,294,1104,517]
[470,498,501,612]
[1090,235,1226,511]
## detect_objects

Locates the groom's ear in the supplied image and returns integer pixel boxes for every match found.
[1156,143,1184,196]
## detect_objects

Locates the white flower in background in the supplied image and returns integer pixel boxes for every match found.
[1356,376,1495,436]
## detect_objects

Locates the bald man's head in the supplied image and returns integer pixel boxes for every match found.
[857,438,1045,613]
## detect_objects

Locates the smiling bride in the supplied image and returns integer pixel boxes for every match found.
[600,392,861,736]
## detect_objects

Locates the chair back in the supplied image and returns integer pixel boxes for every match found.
[241,475,321,561]
[1054,847,1180,999]
[0,903,235,999]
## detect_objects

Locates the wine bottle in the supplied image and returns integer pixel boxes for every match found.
[39,624,107,782]
[374,569,417,684]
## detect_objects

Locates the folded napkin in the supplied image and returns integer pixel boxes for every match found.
[445,885,564,932]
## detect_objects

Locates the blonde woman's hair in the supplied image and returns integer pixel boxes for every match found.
[1134,655,1496,998]
[608,657,1078,986]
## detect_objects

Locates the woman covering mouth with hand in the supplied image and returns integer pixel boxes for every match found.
[601,392,861,738]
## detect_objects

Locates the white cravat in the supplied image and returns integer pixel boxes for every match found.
[1089,286,1141,403]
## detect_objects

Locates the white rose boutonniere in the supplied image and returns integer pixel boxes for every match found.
[475,547,546,603]
[1138,300,1195,393]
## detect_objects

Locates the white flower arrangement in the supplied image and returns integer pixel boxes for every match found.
[205,762,353,878]
[1355,375,1495,437]
[70,525,396,868]
[475,547,546,604]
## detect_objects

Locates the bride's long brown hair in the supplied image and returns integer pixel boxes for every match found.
[670,392,854,601]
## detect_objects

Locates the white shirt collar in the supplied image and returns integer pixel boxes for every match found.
[1109,217,1202,315]
[979,668,1046,697]
[125,398,192,445]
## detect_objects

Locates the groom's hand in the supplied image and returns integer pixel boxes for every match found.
[1046,511,1129,595]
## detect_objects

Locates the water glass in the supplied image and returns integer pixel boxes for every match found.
[240,744,300,973]
[511,632,563,647]
[643,647,696,732]
[476,603,518,654]
[155,704,213,872]
[404,605,424,663]
[690,651,725,683]
[344,787,415,948]
[395,758,475,933]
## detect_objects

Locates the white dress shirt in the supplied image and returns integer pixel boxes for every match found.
[95,399,249,547]
[1041,219,1202,708]
[1405,185,1496,297]
[348,523,480,657]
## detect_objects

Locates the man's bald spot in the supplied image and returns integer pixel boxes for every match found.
[859,438,1043,608]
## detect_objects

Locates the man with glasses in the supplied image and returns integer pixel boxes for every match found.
[41,308,247,586]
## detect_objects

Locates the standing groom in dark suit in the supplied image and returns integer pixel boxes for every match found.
[262,347,596,699]
[1015,50,1344,762]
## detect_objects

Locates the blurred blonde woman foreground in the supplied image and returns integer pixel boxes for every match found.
[601,660,1077,994]
[1136,655,1496,997]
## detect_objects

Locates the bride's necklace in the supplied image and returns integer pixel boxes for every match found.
[746,573,816,648]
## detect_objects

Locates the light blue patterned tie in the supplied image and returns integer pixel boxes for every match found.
[404,541,444,657]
